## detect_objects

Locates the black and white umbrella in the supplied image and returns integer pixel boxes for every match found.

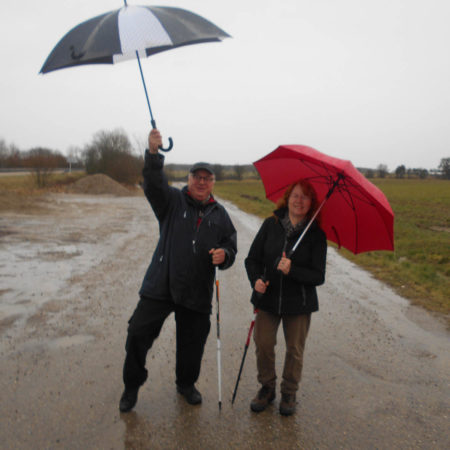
[40,1,230,151]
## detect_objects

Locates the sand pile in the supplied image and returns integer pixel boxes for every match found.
[66,174,135,196]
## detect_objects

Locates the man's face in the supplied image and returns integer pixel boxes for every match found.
[188,169,215,202]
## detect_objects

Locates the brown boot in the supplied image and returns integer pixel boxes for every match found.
[279,393,296,416]
[250,385,275,412]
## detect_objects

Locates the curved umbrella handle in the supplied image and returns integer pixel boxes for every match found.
[159,137,173,152]
[151,119,173,152]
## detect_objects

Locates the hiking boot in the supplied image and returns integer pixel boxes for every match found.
[119,386,139,412]
[279,393,296,416]
[177,384,202,405]
[250,385,275,412]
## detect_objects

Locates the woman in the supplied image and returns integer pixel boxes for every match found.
[245,180,327,416]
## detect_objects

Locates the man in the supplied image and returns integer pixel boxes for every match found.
[119,129,237,412]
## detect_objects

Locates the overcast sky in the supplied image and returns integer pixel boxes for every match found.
[1,0,449,170]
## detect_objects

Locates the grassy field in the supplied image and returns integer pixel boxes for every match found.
[214,178,450,319]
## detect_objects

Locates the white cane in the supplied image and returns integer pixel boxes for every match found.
[215,267,222,411]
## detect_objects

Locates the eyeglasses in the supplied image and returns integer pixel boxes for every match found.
[192,174,214,183]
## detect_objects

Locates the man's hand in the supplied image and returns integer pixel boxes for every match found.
[277,252,292,275]
[148,129,162,154]
[209,248,226,266]
[254,278,269,294]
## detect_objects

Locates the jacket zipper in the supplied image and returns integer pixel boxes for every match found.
[278,272,283,315]
[192,206,215,254]
[278,236,288,315]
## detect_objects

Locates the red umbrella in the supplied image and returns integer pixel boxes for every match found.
[254,145,394,254]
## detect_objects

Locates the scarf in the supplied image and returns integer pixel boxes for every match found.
[281,213,307,239]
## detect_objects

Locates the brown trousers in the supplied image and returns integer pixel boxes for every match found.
[253,310,311,395]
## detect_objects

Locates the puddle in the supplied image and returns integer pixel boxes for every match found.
[0,195,148,339]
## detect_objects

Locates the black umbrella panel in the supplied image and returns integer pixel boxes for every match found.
[40,3,230,151]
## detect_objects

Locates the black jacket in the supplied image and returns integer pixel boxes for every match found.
[245,208,327,315]
[139,152,237,313]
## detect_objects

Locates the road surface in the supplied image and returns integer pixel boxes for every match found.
[0,193,448,449]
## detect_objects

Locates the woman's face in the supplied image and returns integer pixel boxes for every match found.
[288,184,312,221]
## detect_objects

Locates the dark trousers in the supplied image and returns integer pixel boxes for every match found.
[254,310,311,395]
[122,296,211,389]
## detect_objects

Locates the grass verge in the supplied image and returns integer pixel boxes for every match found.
[0,172,86,213]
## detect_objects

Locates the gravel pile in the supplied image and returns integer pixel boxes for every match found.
[66,174,135,196]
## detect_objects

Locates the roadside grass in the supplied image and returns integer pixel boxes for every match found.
[214,179,450,319]
[0,172,86,213]
[0,171,85,192]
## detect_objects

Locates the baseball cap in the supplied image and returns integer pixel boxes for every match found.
[189,162,215,175]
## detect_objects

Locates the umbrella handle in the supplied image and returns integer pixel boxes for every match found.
[151,119,173,152]
[159,137,173,153]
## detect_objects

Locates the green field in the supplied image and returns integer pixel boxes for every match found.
[214,178,450,319]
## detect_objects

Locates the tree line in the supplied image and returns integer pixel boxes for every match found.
[1,132,449,187]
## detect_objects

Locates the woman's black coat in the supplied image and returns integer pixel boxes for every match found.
[245,208,327,315]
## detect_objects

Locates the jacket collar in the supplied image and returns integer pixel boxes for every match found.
[273,207,318,232]
[182,185,216,208]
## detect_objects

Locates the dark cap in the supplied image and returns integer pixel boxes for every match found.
[189,162,215,175]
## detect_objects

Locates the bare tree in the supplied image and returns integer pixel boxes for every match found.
[83,129,143,185]
[213,164,225,181]
[377,164,388,178]
[26,147,66,187]
[438,157,450,179]
[395,165,406,178]
[0,139,8,168]
[234,164,245,181]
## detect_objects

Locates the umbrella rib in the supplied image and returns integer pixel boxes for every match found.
[336,178,380,208]
[338,177,359,253]
[299,160,339,192]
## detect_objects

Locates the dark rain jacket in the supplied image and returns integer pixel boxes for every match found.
[245,208,327,315]
[139,151,237,314]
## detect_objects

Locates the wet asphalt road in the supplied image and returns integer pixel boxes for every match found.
[0,194,448,449]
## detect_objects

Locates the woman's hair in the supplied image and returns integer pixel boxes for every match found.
[275,179,321,223]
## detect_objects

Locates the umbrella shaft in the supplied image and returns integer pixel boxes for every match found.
[290,175,343,255]
[135,51,155,126]
[290,197,326,255]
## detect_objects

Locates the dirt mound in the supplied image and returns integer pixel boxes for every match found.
[66,174,134,196]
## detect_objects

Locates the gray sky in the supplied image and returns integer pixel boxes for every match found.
[1,0,449,170]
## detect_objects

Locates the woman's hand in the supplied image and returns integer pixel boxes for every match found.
[277,252,291,275]
[254,278,269,294]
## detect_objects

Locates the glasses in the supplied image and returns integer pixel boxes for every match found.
[192,174,214,183]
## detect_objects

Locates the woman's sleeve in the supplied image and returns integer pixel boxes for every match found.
[244,219,269,288]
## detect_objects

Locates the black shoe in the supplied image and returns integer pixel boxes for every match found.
[250,385,276,412]
[177,384,202,405]
[119,386,139,412]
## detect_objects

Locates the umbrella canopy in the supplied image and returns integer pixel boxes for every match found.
[254,145,394,254]
[40,3,230,151]
[40,4,230,73]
